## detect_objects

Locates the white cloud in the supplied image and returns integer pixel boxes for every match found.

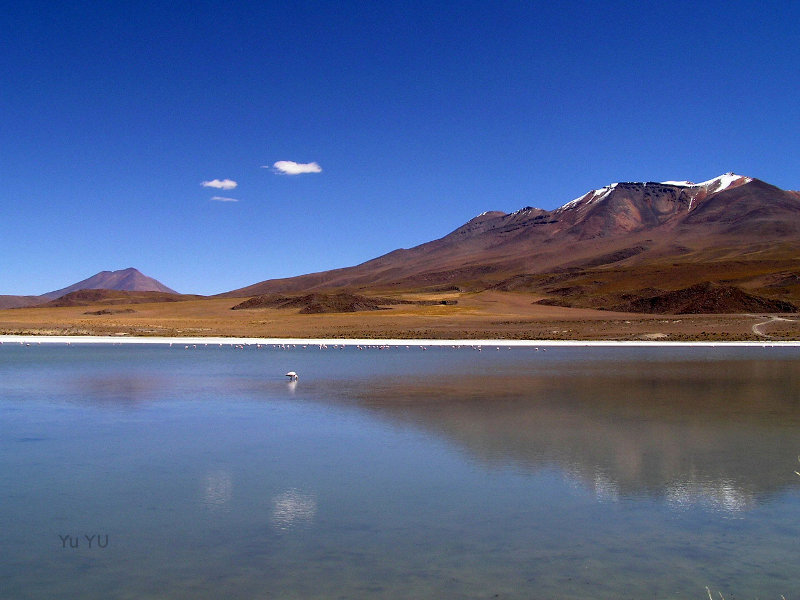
[269,161,322,175]
[210,196,239,202]
[201,178,238,190]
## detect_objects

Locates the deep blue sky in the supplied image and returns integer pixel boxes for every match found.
[2,1,798,295]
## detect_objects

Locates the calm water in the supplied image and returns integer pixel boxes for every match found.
[1,343,799,599]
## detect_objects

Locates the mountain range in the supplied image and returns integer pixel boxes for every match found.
[224,173,800,311]
[3,173,800,314]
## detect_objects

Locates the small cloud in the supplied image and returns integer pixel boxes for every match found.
[202,178,238,190]
[268,161,322,175]
[211,196,239,202]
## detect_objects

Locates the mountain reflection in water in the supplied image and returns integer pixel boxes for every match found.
[337,357,800,511]
[3,344,800,599]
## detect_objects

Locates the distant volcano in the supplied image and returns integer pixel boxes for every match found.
[41,268,178,300]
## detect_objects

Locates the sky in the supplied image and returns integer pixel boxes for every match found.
[2,1,799,296]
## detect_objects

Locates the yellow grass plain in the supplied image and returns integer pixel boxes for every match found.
[1,291,798,341]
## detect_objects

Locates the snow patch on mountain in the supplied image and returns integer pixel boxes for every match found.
[662,173,752,192]
[554,173,752,213]
[561,183,619,211]
[699,172,752,192]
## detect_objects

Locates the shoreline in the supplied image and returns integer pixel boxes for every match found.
[2,334,799,348]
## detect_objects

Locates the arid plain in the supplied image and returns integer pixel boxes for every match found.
[1,290,798,341]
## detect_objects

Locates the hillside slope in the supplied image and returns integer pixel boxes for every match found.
[224,174,800,310]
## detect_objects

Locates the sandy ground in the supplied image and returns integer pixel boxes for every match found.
[1,291,799,341]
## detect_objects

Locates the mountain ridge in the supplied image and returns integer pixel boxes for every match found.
[223,173,800,310]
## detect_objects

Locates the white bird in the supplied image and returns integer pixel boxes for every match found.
[285,371,298,381]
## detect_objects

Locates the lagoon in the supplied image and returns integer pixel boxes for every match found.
[1,342,799,599]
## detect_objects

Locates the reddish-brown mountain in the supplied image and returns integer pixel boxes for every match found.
[41,268,178,300]
[1,268,179,309]
[224,174,800,311]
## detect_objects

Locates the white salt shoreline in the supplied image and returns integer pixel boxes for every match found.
[1,334,799,347]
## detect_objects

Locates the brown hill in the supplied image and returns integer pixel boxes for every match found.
[233,293,392,314]
[608,282,798,314]
[43,289,200,307]
[42,268,178,300]
[224,174,800,313]
[232,292,456,314]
